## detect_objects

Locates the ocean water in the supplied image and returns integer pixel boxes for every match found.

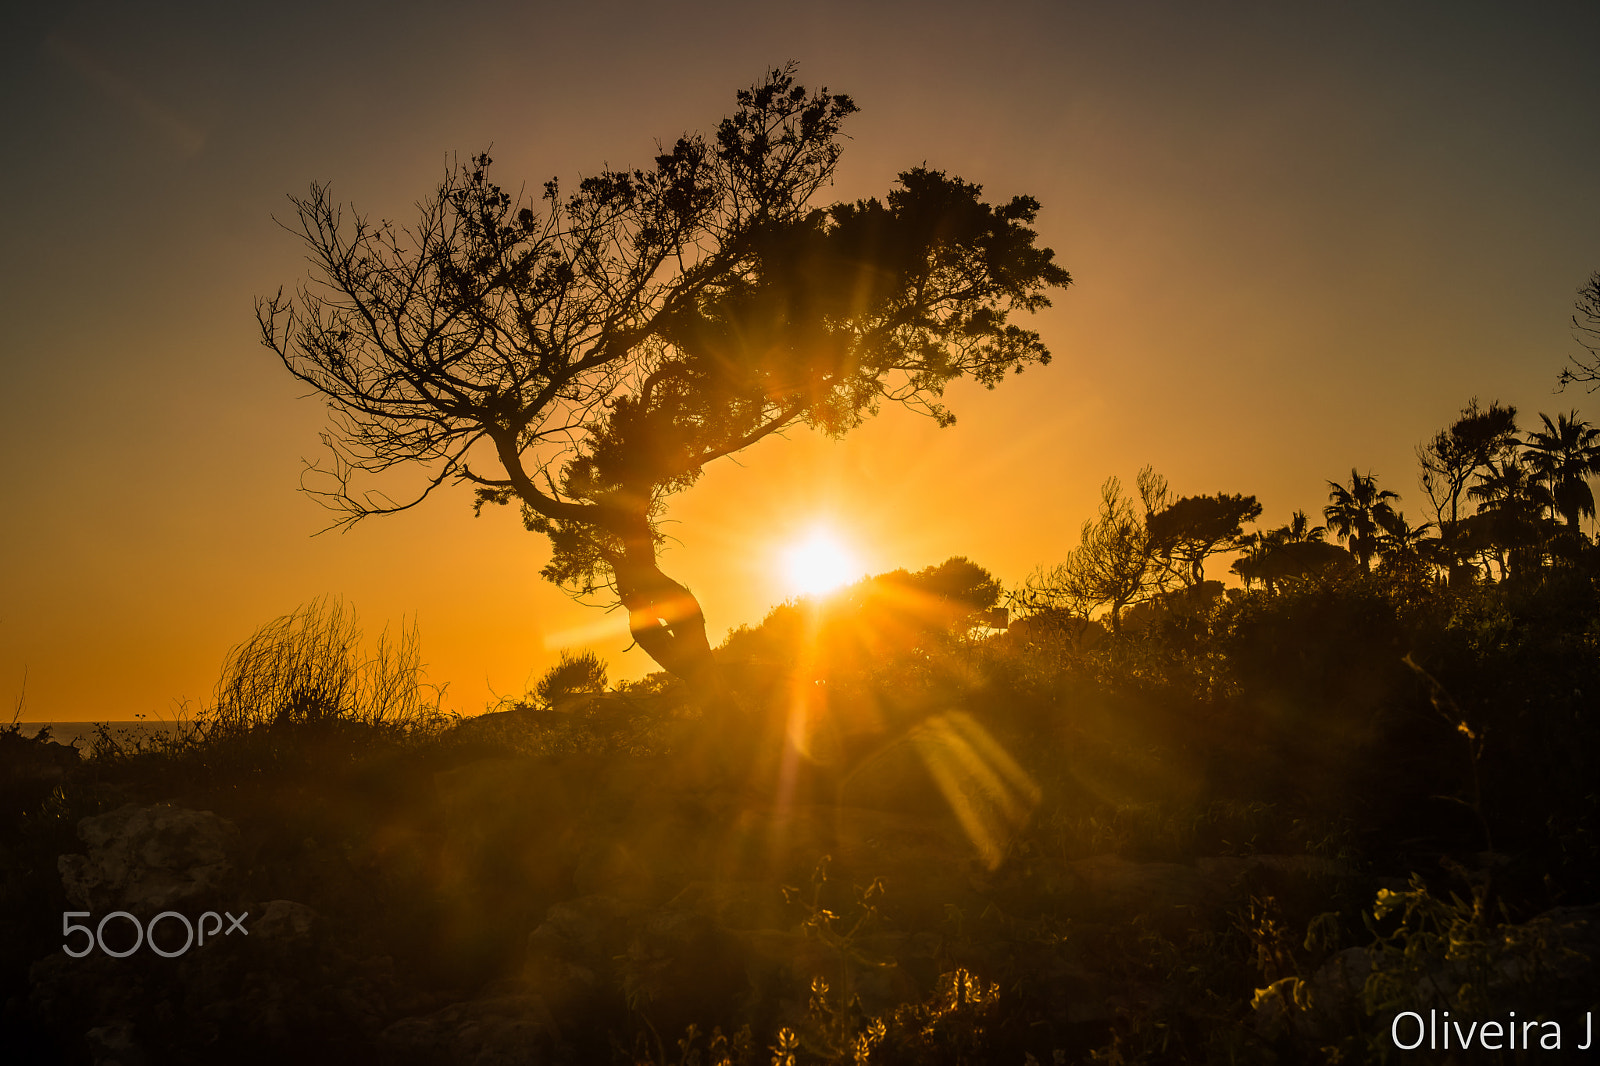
[11,720,193,748]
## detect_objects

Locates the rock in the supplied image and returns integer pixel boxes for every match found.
[618,907,752,1036]
[26,951,139,1038]
[58,803,238,913]
[522,894,642,1018]
[525,894,638,971]
[569,817,703,903]
[252,899,318,943]
[85,1020,146,1066]
[662,880,790,931]
[380,993,559,1065]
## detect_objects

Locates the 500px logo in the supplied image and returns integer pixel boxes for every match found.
[62,910,248,958]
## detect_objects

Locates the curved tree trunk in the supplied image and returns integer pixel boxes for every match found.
[611,514,717,684]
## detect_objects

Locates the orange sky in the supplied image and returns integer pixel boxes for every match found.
[3,1,1599,721]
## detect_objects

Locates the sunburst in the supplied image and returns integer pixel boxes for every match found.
[779,527,861,597]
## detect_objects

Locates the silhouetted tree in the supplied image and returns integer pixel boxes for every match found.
[1417,399,1519,527]
[1522,411,1600,536]
[1278,509,1327,544]
[1324,470,1400,571]
[534,649,608,710]
[720,556,1001,673]
[883,556,1002,626]
[1373,509,1438,582]
[260,67,1070,682]
[1467,457,1553,580]
[1232,538,1355,592]
[1231,511,1345,591]
[1417,402,1519,585]
[1557,271,1600,391]
[1023,469,1170,634]
[1146,492,1261,585]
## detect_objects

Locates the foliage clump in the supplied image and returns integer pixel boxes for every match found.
[202,596,444,737]
[533,648,610,710]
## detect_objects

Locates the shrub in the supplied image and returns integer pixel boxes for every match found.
[202,597,439,736]
[534,649,609,710]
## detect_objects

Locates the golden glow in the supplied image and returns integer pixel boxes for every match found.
[779,527,861,597]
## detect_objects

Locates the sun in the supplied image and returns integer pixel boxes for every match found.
[779,527,861,597]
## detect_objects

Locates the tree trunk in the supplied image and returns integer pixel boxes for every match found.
[610,512,717,684]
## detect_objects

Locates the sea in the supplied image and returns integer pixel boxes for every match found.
[11,720,195,749]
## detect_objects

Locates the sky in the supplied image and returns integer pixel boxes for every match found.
[2,0,1598,722]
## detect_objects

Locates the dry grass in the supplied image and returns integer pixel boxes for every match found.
[200,596,446,738]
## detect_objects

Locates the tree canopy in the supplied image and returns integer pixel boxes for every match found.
[260,66,1071,680]
[1146,492,1262,585]
[1017,469,1172,634]
[1417,398,1519,528]
[1523,410,1600,535]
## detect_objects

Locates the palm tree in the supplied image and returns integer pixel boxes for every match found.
[1280,509,1326,544]
[1522,411,1600,535]
[1375,509,1436,571]
[1324,469,1400,570]
[1467,456,1553,580]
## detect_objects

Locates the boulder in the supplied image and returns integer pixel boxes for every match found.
[58,803,238,913]
[252,899,319,944]
[1250,946,1372,1043]
[617,906,753,1036]
[84,1020,146,1066]
[380,994,560,1066]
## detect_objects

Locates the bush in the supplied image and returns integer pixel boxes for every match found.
[534,648,609,710]
[202,597,440,736]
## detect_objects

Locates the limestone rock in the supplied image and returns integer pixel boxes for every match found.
[252,899,318,943]
[380,994,559,1065]
[58,803,238,913]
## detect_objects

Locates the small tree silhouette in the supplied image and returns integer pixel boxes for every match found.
[1021,469,1171,634]
[534,649,609,710]
[1557,270,1600,391]
[1324,469,1400,571]
[1522,410,1600,536]
[1146,491,1261,585]
[1416,398,1519,528]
